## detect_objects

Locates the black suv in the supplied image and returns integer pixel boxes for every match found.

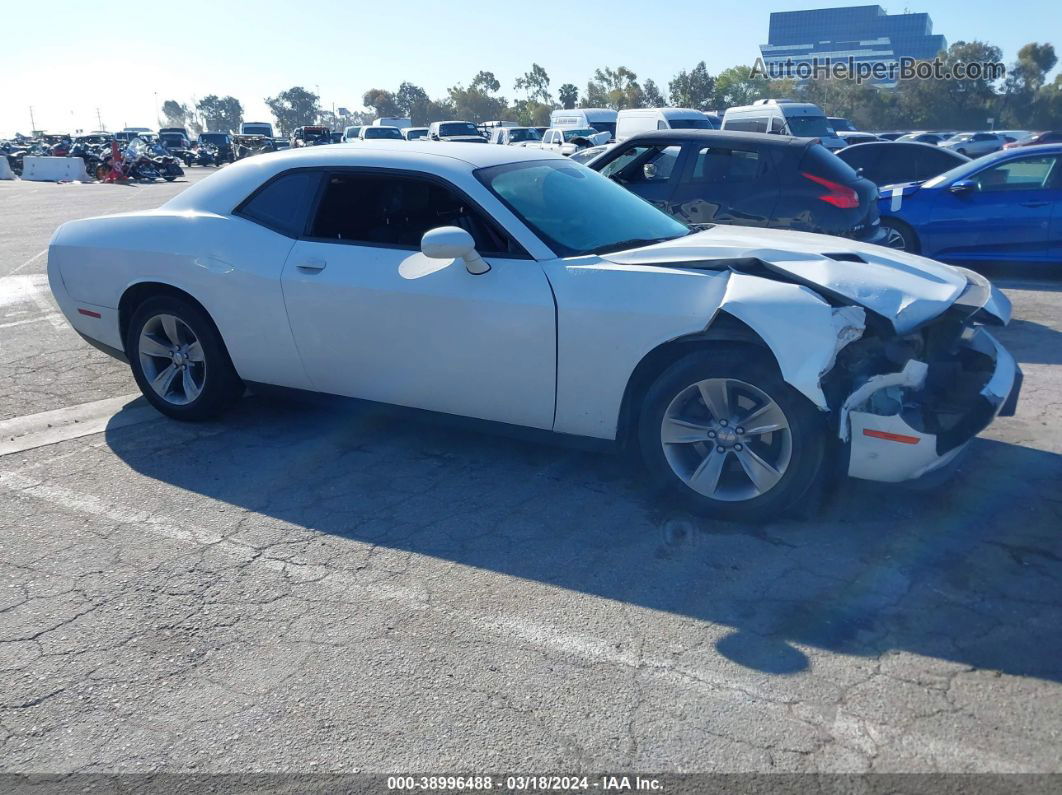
[587,130,885,243]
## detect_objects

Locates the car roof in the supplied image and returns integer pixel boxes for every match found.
[163,141,567,214]
[620,128,816,150]
[841,141,963,153]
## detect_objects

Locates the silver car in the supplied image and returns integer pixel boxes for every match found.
[939,132,1005,158]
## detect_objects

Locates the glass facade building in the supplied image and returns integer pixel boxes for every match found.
[760,5,947,86]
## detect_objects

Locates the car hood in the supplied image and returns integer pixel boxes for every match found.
[601,225,974,333]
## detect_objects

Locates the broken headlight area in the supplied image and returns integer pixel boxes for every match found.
[825,305,1020,483]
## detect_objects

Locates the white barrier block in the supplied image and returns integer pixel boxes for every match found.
[21,156,91,182]
[0,157,13,179]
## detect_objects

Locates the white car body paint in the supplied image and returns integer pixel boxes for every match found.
[47,141,1018,486]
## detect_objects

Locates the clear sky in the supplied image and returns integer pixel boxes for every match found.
[2,0,1057,136]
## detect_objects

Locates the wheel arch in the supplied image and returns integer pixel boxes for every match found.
[615,313,779,449]
[879,215,921,254]
[118,281,228,359]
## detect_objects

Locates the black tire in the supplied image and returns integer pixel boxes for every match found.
[879,217,920,253]
[126,295,243,421]
[638,348,825,522]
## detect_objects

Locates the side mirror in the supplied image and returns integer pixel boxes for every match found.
[949,179,977,195]
[420,226,490,275]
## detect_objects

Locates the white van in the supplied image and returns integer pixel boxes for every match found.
[372,117,412,130]
[721,99,844,150]
[240,121,275,138]
[549,108,617,140]
[615,108,716,141]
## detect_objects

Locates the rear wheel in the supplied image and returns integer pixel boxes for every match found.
[638,350,825,521]
[880,218,920,253]
[126,296,243,421]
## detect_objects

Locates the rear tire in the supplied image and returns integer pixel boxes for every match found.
[638,349,825,522]
[126,296,243,421]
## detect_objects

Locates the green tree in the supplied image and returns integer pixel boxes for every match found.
[896,41,1003,129]
[396,82,432,125]
[265,87,320,136]
[448,72,508,122]
[584,66,644,110]
[362,88,401,119]
[669,62,715,110]
[515,63,552,105]
[160,100,191,129]
[643,79,665,107]
[195,95,243,133]
[712,65,772,108]
[1001,42,1057,126]
[558,83,579,109]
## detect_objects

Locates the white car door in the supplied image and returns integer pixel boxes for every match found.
[280,169,557,429]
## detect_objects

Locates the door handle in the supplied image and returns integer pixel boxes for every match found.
[296,258,327,272]
[1020,201,1049,208]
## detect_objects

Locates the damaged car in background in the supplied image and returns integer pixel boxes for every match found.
[46,143,1020,521]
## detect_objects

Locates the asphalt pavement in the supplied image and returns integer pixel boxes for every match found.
[1,169,1060,774]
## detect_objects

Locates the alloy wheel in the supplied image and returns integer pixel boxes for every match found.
[138,314,206,406]
[882,226,907,250]
[660,378,793,502]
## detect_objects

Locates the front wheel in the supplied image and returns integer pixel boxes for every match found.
[126,296,243,420]
[638,350,825,521]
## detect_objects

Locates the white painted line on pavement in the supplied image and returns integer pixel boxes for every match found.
[0,274,49,309]
[0,394,157,457]
[0,313,62,330]
[0,274,66,329]
[10,249,47,275]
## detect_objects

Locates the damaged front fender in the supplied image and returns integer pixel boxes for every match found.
[717,272,866,410]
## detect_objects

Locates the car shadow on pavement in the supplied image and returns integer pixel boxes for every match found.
[105,394,1062,682]
[994,318,1062,365]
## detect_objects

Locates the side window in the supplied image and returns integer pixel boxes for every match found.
[657,120,668,130]
[683,147,764,184]
[769,117,786,134]
[308,173,525,256]
[237,170,321,237]
[972,156,1058,192]
[599,145,681,184]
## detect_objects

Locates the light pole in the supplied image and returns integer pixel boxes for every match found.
[153,92,159,127]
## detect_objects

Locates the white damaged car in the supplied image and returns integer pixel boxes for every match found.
[47,143,1021,520]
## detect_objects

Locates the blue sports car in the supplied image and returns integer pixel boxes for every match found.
[877,144,1062,264]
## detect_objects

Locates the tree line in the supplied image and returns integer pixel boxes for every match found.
[161,42,1061,137]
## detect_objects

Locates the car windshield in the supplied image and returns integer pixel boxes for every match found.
[668,118,714,130]
[406,129,428,139]
[200,134,229,145]
[508,128,540,142]
[440,123,480,137]
[563,128,598,142]
[945,133,974,143]
[922,152,1001,188]
[787,115,833,137]
[476,159,689,257]
[365,128,402,139]
[588,121,616,137]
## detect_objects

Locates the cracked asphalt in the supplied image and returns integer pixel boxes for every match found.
[1,170,1061,774]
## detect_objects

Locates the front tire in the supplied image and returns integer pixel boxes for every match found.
[638,349,825,522]
[126,296,243,420]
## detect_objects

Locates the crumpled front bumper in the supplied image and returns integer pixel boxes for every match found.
[841,325,1021,484]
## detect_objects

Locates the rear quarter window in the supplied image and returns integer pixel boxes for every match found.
[237,171,322,237]
[800,144,860,183]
